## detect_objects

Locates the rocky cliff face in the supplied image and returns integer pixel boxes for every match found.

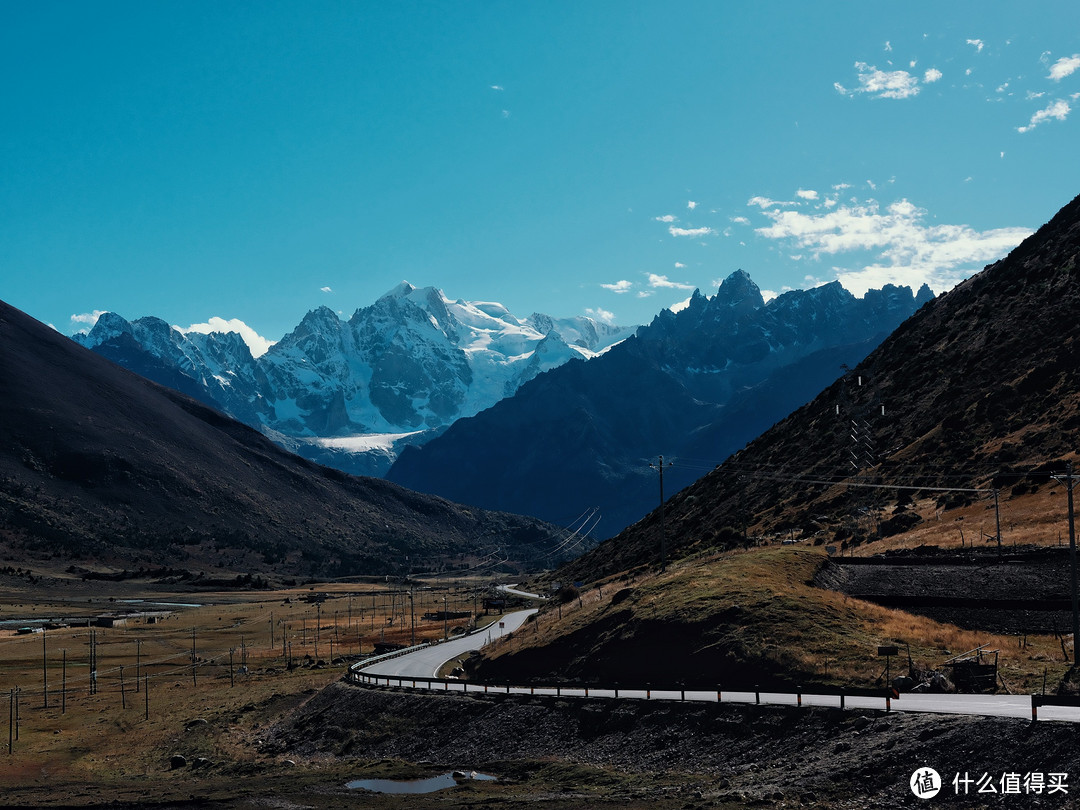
[72,282,635,476]
[387,272,933,538]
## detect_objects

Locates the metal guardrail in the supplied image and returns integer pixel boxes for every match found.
[344,671,906,713]
[346,670,1080,724]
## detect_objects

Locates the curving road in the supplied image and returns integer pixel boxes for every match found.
[351,607,1080,724]
[358,608,537,679]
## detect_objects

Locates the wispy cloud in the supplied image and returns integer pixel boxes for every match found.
[1049,55,1080,81]
[1017,99,1071,133]
[687,200,698,210]
[966,38,985,53]
[69,310,108,333]
[647,273,695,291]
[654,214,677,223]
[751,194,1032,296]
[747,196,796,209]
[320,286,333,293]
[585,307,616,325]
[924,68,943,83]
[179,317,275,358]
[835,62,921,99]
[668,225,716,238]
[601,280,633,294]
[490,85,504,91]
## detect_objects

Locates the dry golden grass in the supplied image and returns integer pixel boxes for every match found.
[0,578,494,799]
[491,546,1072,693]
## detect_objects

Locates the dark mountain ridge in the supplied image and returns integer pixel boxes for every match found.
[388,273,932,537]
[0,300,559,577]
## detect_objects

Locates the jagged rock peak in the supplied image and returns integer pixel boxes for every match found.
[714,269,765,310]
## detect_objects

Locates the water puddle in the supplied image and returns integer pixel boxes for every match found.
[346,771,497,794]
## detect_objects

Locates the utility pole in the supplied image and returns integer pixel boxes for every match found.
[993,488,1002,557]
[1054,462,1080,667]
[42,626,47,709]
[649,456,673,571]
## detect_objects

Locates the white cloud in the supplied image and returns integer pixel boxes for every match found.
[69,310,108,333]
[674,262,686,268]
[884,41,892,53]
[747,195,797,209]
[796,188,819,200]
[730,216,751,225]
[668,225,716,238]
[1017,99,1071,133]
[490,85,504,91]
[1049,55,1080,81]
[502,109,511,118]
[760,289,778,303]
[966,38,985,53]
[320,286,333,293]
[636,290,655,298]
[654,214,677,223]
[835,62,920,99]
[584,307,616,325]
[1027,90,1046,100]
[179,317,276,358]
[687,200,698,210]
[751,194,1032,297]
[600,280,633,294]
[924,68,943,83]
[647,273,695,291]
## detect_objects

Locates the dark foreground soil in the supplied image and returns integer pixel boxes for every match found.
[253,681,1080,809]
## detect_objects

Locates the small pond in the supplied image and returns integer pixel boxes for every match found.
[346,771,497,794]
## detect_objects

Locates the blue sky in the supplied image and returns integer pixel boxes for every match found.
[3,1,1079,352]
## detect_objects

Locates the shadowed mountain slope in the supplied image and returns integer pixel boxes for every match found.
[388,273,931,538]
[566,191,1080,581]
[0,300,559,577]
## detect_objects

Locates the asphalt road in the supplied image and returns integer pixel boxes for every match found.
[352,608,1080,723]
[357,608,538,679]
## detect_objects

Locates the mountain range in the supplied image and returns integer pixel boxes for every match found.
[388,272,933,537]
[71,282,634,476]
[0,299,561,577]
[564,190,1080,580]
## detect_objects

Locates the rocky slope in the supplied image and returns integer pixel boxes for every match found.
[389,272,932,537]
[0,299,560,576]
[564,191,1080,580]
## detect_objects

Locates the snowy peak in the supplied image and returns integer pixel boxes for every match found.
[69,283,639,477]
[72,311,135,347]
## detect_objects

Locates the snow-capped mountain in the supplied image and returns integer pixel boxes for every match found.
[72,282,636,475]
